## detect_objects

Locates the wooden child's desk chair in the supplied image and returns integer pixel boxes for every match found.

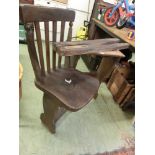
[20,4,129,134]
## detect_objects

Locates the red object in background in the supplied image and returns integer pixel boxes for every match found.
[104,7,120,26]
[19,0,34,4]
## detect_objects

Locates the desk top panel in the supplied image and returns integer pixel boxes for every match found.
[93,18,135,47]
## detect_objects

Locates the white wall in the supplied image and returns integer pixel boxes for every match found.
[34,0,95,41]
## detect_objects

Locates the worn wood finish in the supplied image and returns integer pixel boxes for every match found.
[20,5,77,133]
[120,88,135,110]
[58,21,66,68]
[20,4,129,133]
[34,22,46,76]
[54,39,129,56]
[58,56,62,68]
[107,67,135,105]
[97,57,121,83]
[57,44,128,56]
[55,39,129,57]
[116,82,134,104]
[56,38,123,68]
[54,38,126,70]
[35,68,99,111]
[67,22,73,41]
[88,20,97,40]
[44,22,51,73]
[55,38,120,46]
[20,4,75,23]
[24,23,41,80]
[40,93,66,133]
[92,18,135,47]
[52,21,57,70]
[53,40,127,101]
[60,21,65,41]
[52,21,57,42]
[64,22,74,68]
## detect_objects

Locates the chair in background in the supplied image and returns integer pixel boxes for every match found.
[20,4,129,133]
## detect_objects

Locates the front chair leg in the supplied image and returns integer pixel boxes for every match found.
[40,93,66,133]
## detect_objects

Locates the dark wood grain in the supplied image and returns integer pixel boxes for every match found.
[58,56,62,68]
[65,22,74,68]
[92,18,135,47]
[54,40,128,57]
[52,21,57,70]
[120,88,135,110]
[60,21,65,41]
[24,23,41,80]
[34,22,45,76]
[55,38,121,47]
[20,4,129,134]
[67,22,73,41]
[20,4,75,23]
[107,67,134,105]
[44,22,50,73]
[40,93,66,133]
[97,57,121,82]
[35,68,100,111]
[58,21,65,67]
[52,21,57,42]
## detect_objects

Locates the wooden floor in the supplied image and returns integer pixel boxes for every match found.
[19,43,134,155]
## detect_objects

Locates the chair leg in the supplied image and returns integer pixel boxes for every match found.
[40,93,66,133]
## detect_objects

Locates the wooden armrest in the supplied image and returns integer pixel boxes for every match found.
[53,38,129,58]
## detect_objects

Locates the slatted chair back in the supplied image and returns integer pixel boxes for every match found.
[20,4,75,81]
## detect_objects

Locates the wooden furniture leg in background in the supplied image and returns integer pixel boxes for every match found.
[97,57,121,82]
[88,21,97,40]
[94,56,121,98]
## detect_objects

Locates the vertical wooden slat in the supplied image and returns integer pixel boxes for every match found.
[58,21,65,68]
[65,21,73,68]
[58,56,62,68]
[34,22,45,76]
[97,57,121,83]
[52,21,57,70]
[25,23,41,80]
[67,21,73,41]
[44,21,50,73]
[60,21,65,42]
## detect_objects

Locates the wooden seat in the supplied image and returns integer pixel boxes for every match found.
[20,4,129,134]
[35,68,100,111]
